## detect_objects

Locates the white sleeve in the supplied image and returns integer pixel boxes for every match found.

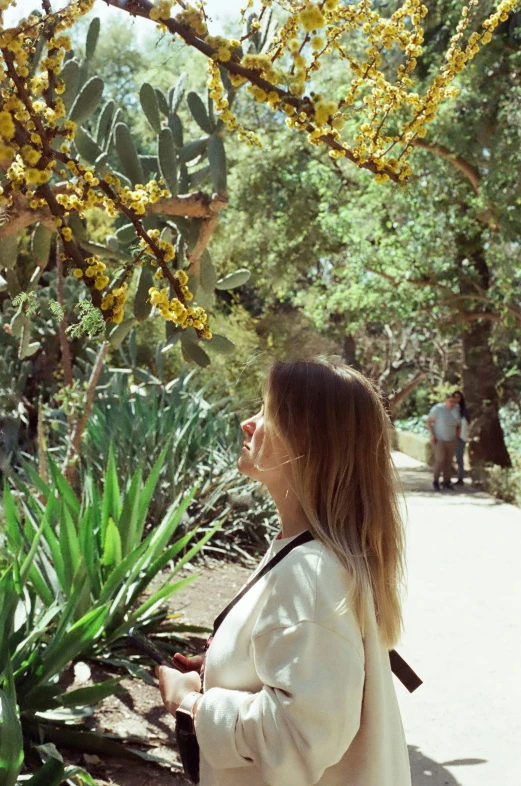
[195,621,365,786]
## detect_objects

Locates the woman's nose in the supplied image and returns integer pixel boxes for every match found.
[241,418,255,437]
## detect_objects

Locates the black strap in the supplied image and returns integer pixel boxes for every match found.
[211,530,422,693]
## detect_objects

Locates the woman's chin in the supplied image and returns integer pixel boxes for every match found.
[237,454,255,479]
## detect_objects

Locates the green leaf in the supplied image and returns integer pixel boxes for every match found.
[140,82,161,134]
[158,127,178,195]
[25,757,64,786]
[207,334,236,353]
[114,122,145,186]
[0,689,24,786]
[133,264,154,322]
[48,456,81,519]
[215,268,251,289]
[169,72,187,114]
[68,76,104,126]
[101,443,121,545]
[2,479,22,553]
[31,224,52,267]
[85,17,100,61]
[96,99,115,147]
[60,59,80,114]
[108,317,136,349]
[75,126,102,164]
[179,137,208,164]
[102,517,122,568]
[168,113,183,147]
[155,88,170,117]
[117,468,143,557]
[19,492,58,586]
[38,605,109,684]
[115,223,136,244]
[188,164,211,189]
[181,336,211,367]
[208,134,227,193]
[187,91,214,134]
[60,678,123,707]
[0,233,19,269]
[113,576,198,638]
[200,250,217,292]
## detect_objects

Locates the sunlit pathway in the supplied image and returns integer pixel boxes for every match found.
[393,451,521,786]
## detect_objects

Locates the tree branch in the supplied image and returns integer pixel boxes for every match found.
[0,190,228,241]
[412,139,481,195]
[103,0,399,181]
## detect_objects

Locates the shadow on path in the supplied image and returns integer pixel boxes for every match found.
[409,745,487,785]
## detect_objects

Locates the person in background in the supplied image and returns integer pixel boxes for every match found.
[452,390,470,486]
[426,394,461,491]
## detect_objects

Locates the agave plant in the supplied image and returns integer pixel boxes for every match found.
[0,443,226,777]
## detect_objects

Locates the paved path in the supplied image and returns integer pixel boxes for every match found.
[393,451,521,786]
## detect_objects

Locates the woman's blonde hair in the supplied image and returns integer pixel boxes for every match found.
[259,355,405,649]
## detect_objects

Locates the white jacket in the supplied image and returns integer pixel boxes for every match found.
[194,534,411,786]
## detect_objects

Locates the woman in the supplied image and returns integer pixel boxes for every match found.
[452,390,470,486]
[157,357,411,786]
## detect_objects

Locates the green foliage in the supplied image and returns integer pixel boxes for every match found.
[215,268,251,290]
[68,75,104,126]
[158,127,178,195]
[140,82,161,134]
[208,133,227,193]
[0,439,222,779]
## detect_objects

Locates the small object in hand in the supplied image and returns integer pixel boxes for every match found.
[128,627,188,671]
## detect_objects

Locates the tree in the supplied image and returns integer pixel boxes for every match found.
[1,0,517,362]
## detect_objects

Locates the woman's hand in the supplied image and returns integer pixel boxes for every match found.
[156,665,201,716]
[172,652,205,674]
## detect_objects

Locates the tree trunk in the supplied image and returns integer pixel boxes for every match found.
[342,334,359,367]
[456,232,511,468]
[461,319,511,468]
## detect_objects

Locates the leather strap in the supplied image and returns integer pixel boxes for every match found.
[211,530,422,694]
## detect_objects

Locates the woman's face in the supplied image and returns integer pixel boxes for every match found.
[237,402,291,486]
[453,392,462,404]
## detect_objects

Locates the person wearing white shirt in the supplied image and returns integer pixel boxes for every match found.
[452,390,470,486]
[157,357,412,786]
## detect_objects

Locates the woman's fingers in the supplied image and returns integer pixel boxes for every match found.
[173,652,204,674]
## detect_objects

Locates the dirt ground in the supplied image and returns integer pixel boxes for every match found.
[64,560,253,786]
